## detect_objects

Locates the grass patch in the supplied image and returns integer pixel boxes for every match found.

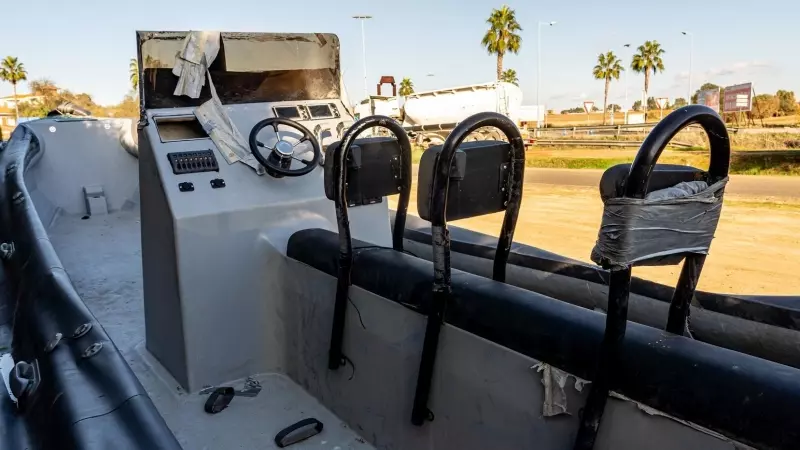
[537,127,800,150]
[524,157,630,170]
[724,198,800,211]
[526,150,800,175]
[412,145,425,163]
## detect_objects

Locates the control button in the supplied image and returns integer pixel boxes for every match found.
[210,178,226,189]
[178,182,195,192]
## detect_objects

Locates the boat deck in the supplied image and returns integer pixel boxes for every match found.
[48,208,373,450]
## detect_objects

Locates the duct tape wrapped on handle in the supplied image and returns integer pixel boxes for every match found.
[591,177,728,267]
[590,105,731,268]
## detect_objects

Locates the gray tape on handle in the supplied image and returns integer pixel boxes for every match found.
[591,178,728,267]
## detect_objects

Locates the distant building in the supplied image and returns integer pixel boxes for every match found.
[0,105,16,138]
[0,94,44,139]
[0,93,43,109]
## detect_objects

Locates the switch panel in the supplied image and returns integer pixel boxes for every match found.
[168,150,219,175]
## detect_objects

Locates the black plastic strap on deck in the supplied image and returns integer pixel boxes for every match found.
[411,111,526,426]
[327,116,412,371]
[274,418,324,448]
[204,387,235,414]
[574,105,731,450]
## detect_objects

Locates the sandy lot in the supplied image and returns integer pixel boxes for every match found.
[393,181,800,295]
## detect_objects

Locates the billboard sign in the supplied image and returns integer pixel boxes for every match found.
[723,83,753,112]
[696,88,720,112]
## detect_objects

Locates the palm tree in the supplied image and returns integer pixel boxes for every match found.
[630,41,665,116]
[129,58,139,90]
[592,51,624,125]
[500,69,519,86]
[0,57,29,121]
[481,6,523,80]
[398,77,414,96]
[29,78,57,96]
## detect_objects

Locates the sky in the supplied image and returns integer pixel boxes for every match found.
[0,0,796,111]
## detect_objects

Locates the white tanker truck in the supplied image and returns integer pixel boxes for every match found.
[354,81,524,144]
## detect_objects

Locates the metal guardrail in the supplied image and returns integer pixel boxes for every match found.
[531,139,694,148]
[537,123,800,134]
[541,123,654,132]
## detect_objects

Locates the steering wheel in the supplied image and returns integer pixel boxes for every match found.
[248,117,322,177]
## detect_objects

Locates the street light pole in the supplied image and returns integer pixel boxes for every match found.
[623,43,631,124]
[353,15,373,99]
[537,21,556,129]
[682,31,694,103]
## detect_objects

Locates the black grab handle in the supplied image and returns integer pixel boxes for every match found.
[328,115,412,371]
[411,111,525,426]
[574,106,730,450]
[427,111,526,283]
[625,105,730,199]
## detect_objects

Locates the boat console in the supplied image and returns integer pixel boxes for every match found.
[136,31,389,391]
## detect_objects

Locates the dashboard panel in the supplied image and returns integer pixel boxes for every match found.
[273,103,341,121]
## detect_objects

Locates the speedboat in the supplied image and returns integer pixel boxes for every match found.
[0,30,797,450]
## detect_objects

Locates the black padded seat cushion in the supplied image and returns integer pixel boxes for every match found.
[288,228,800,450]
[599,163,707,200]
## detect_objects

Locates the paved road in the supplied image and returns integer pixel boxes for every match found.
[527,168,800,198]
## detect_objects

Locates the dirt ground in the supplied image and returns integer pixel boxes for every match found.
[393,181,800,295]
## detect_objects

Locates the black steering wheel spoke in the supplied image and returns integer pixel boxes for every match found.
[291,155,314,166]
[293,136,310,147]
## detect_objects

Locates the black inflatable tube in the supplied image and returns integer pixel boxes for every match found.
[399,214,800,334]
[0,126,181,450]
[288,228,800,450]
[46,102,92,117]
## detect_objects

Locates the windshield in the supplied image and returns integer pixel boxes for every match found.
[137,31,340,109]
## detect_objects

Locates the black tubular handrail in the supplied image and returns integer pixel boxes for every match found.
[327,115,412,370]
[411,111,526,425]
[574,105,731,450]
[625,105,730,198]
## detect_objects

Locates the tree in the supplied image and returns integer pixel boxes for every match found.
[673,97,688,108]
[630,41,665,116]
[500,68,519,86]
[591,105,600,112]
[19,83,100,118]
[398,77,414,96]
[775,90,797,116]
[752,94,779,120]
[481,6,522,80]
[29,78,58,96]
[129,58,139,91]
[607,104,621,112]
[106,93,139,118]
[592,51,623,124]
[632,100,642,111]
[560,107,585,114]
[0,56,28,121]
